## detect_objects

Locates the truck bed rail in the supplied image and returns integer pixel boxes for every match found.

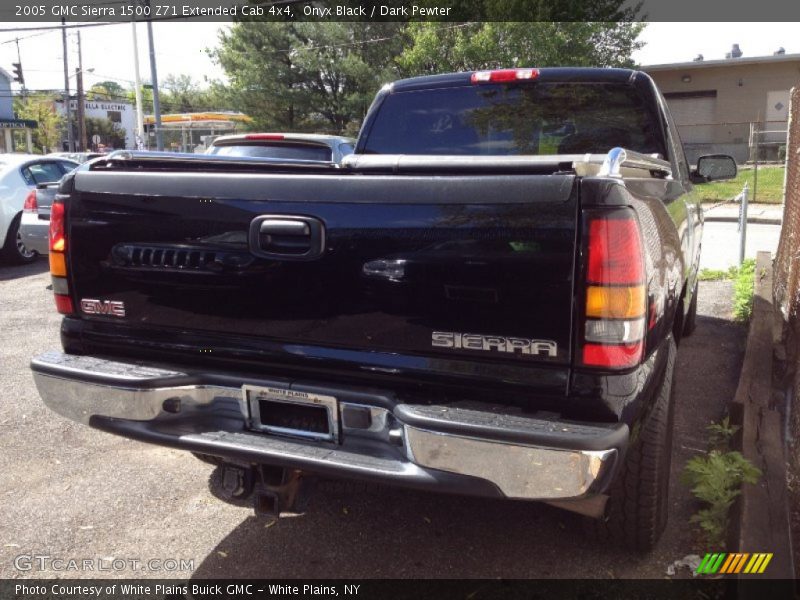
[90,148,671,179]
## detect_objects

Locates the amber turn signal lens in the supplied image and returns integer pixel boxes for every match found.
[49,251,67,277]
[586,285,646,319]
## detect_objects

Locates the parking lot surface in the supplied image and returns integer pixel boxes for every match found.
[0,259,745,578]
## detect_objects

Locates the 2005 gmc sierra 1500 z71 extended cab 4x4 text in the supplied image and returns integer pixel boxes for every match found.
[31,68,737,551]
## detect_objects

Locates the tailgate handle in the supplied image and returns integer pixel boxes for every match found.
[259,219,310,236]
[249,215,325,261]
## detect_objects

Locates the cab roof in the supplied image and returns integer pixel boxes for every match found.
[388,67,643,93]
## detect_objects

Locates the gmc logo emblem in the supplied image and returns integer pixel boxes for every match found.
[80,298,126,317]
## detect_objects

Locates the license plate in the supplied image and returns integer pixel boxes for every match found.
[242,385,339,443]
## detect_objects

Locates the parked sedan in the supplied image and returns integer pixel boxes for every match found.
[48,151,105,163]
[205,133,355,163]
[1,155,79,264]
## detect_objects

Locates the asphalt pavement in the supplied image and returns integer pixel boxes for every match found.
[0,258,746,579]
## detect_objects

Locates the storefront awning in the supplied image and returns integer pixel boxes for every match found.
[0,118,37,129]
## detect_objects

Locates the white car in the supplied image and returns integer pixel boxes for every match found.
[0,154,79,264]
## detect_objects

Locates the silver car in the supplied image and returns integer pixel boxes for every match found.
[1,155,79,264]
[205,133,356,163]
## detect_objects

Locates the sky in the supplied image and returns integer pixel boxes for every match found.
[0,21,797,94]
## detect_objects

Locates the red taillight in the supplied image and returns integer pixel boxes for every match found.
[49,201,66,253]
[244,134,285,140]
[583,341,644,369]
[23,189,38,213]
[471,68,539,84]
[54,293,74,315]
[580,210,646,369]
[586,219,644,285]
[49,200,73,315]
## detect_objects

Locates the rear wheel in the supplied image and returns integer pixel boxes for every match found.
[1,213,39,265]
[586,337,676,551]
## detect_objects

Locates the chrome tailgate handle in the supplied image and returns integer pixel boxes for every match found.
[248,215,325,261]
[259,219,310,236]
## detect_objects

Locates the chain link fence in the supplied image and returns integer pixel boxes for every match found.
[774,87,800,320]
[676,120,788,166]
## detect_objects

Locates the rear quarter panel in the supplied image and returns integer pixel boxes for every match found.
[0,168,30,248]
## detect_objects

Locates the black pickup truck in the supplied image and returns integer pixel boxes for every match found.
[32,68,736,551]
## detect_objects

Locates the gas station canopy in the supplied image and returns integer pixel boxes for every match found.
[144,112,252,129]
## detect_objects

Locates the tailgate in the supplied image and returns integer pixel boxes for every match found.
[66,168,578,394]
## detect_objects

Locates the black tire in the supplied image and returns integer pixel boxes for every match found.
[587,337,677,552]
[683,281,698,337]
[1,213,39,265]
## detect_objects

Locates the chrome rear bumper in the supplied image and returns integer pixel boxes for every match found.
[31,350,626,502]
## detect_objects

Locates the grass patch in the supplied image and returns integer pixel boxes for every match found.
[682,417,762,547]
[698,265,739,281]
[732,258,756,323]
[695,166,784,204]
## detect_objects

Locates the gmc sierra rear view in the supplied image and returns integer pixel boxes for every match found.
[31,68,736,551]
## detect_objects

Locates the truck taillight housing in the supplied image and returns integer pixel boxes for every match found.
[49,201,66,253]
[580,210,646,369]
[48,199,73,315]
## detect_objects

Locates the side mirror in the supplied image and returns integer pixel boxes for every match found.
[692,154,737,183]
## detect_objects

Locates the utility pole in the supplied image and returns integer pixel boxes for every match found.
[131,19,145,149]
[61,18,73,152]
[76,30,87,152]
[145,1,163,151]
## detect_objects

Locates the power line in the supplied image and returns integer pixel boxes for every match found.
[0,0,308,32]
[0,29,57,45]
[0,21,122,34]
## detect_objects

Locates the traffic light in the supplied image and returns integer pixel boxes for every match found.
[11,62,23,85]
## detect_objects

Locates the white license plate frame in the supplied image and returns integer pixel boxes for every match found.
[242,384,339,443]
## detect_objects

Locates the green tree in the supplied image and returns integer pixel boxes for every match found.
[85,117,126,150]
[213,22,407,133]
[13,94,64,154]
[120,76,233,116]
[398,22,646,76]
[86,81,127,101]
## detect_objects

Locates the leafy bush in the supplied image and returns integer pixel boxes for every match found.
[681,450,761,545]
[707,416,739,450]
[732,259,756,323]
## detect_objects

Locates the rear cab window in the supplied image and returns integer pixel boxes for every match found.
[362,83,666,158]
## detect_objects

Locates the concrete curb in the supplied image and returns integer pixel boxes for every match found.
[729,251,795,586]
[703,216,783,225]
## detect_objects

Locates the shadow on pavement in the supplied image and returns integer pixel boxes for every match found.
[0,256,49,282]
[190,282,746,580]
[190,482,640,579]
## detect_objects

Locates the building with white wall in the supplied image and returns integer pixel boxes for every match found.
[0,66,35,153]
